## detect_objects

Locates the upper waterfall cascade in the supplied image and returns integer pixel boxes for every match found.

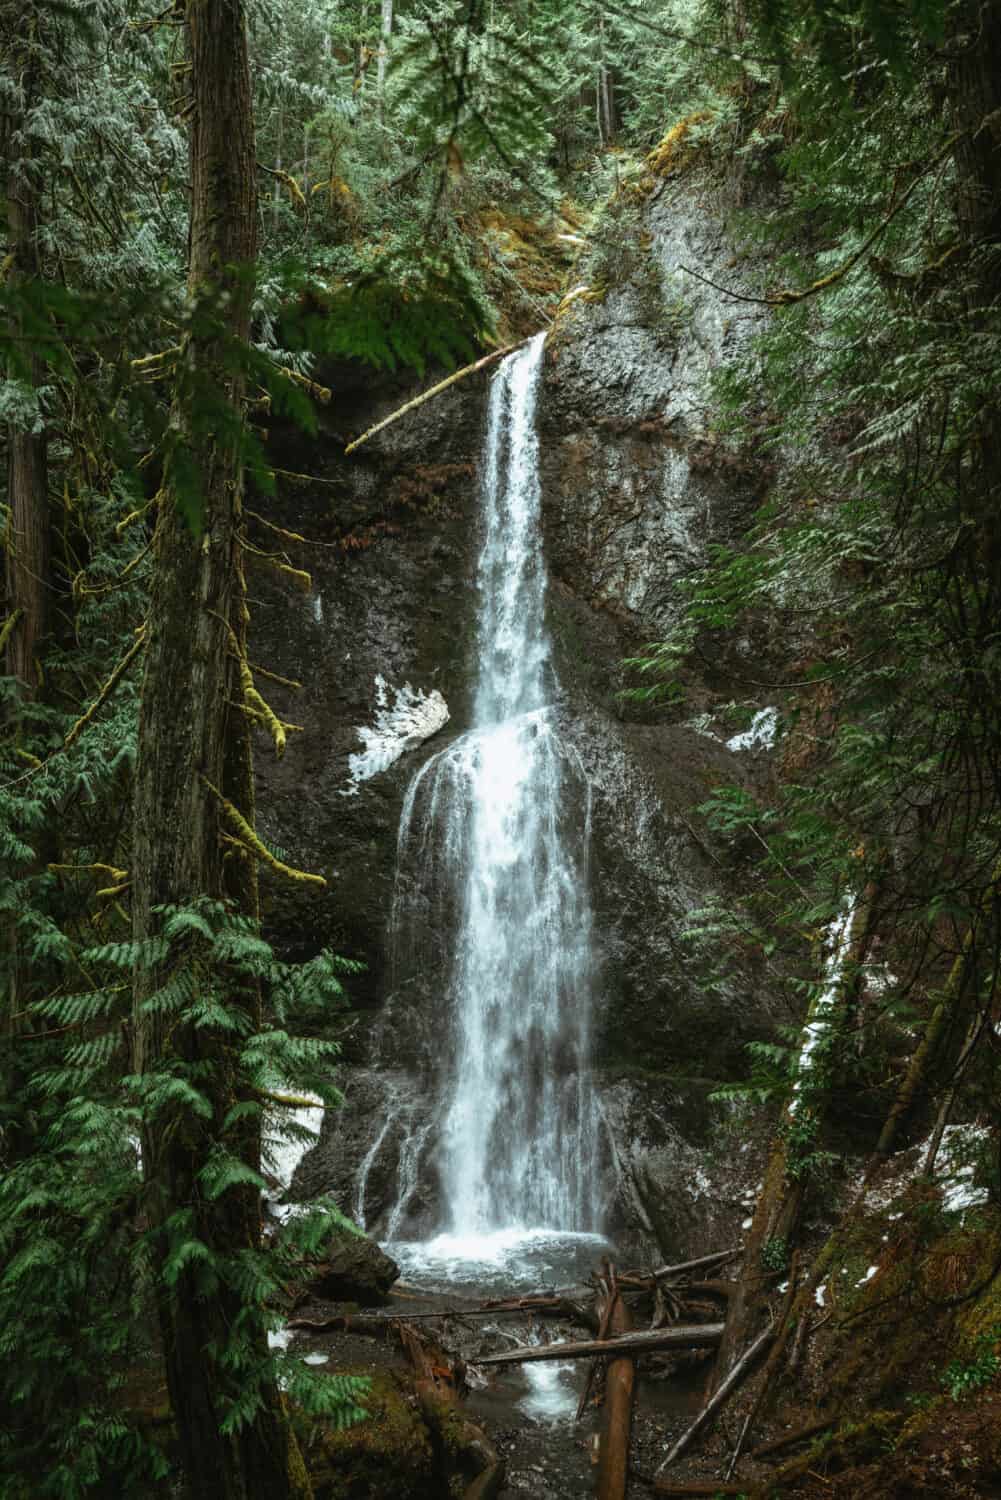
[392,333,600,1239]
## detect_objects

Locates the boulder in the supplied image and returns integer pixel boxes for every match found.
[306,1228,400,1306]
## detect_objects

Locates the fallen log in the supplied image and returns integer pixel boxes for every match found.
[344,342,524,455]
[576,1262,618,1420]
[649,1483,747,1496]
[463,1463,506,1500]
[656,1322,774,1473]
[750,1418,833,1459]
[472,1323,724,1366]
[398,1321,502,1491]
[684,1279,735,1300]
[596,1269,636,1500]
[287,1295,594,1333]
[725,1253,800,1477]
[286,1313,396,1339]
[650,1249,742,1281]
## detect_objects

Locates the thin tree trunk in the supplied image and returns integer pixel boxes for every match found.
[2,16,51,1103]
[715,890,875,1380]
[130,2,309,1496]
[3,36,49,698]
[376,0,393,118]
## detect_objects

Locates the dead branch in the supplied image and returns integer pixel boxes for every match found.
[649,1249,742,1281]
[64,627,146,751]
[577,1261,619,1420]
[750,1419,834,1460]
[727,1253,801,1475]
[656,1323,774,1473]
[344,342,525,455]
[647,1483,747,1497]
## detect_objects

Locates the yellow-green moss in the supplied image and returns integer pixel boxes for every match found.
[642,110,715,184]
[955,1227,1001,1352]
[309,1370,435,1500]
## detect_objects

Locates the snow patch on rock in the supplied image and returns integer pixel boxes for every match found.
[263,1091,325,1221]
[936,1124,991,1213]
[343,675,450,795]
[727,707,779,753]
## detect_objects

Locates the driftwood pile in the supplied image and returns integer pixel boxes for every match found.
[294,1242,819,1499]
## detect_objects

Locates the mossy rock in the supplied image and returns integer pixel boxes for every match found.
[642,111,715,183]
[310,1370,436,1500]
[955,1224,1001,1352]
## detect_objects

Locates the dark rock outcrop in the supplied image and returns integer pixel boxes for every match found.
[304,1228,400,1306]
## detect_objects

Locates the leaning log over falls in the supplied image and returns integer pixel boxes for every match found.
[472,1323,724,1366]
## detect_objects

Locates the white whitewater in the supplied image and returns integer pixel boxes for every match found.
[392,333,600,1252]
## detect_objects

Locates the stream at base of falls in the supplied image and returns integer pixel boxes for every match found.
[390,1228,614,1423]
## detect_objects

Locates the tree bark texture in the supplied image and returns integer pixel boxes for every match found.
[595,1287,635,1500]
[3,24,49,696]
[130,2,308,1497]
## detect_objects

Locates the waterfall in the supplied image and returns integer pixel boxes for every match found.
[393,333,599,1239]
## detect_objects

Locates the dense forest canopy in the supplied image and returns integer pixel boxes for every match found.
[1,0,999,1495]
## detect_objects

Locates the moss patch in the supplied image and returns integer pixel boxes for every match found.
[638,111,715,191]
[309,1369,436,1500]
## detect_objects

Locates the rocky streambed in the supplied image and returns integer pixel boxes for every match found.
[275,1225,730,1500]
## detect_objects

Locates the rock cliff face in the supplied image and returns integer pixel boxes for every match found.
[252,173,777,1261]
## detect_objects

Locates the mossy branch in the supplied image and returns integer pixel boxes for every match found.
[201,776,326,888]
[769,131,960,303]
[239,661,286,758]
[49,862,129,883]
[245,509,311,546]
[248,662,302,691]
[63,628,146,752]
[73,539,153,598]
[0,607,24,654]
[241,540,313,593]
[212,611,290,758]
[685,131,964,312]
[278,366,330,404]
[116,492,161,537]
[257,161,307,209]
[266,468,345,490]
[131,345,182,379]
[344,342,525,455]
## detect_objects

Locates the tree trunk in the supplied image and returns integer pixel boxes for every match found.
[595,1286,635,1500]
[948,0,1001,252]
[3,30,49,698]
[130,2,309,1497]
[595,11,618,146]
[2,14,51,1110]
[376,0,393,117]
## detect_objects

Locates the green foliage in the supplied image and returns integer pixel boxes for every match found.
[760,1235,789,1272]
[0,891,367,1494]
[627,0,1001,1215]
[941,1325,1001,1401]
[296,236,495,374]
